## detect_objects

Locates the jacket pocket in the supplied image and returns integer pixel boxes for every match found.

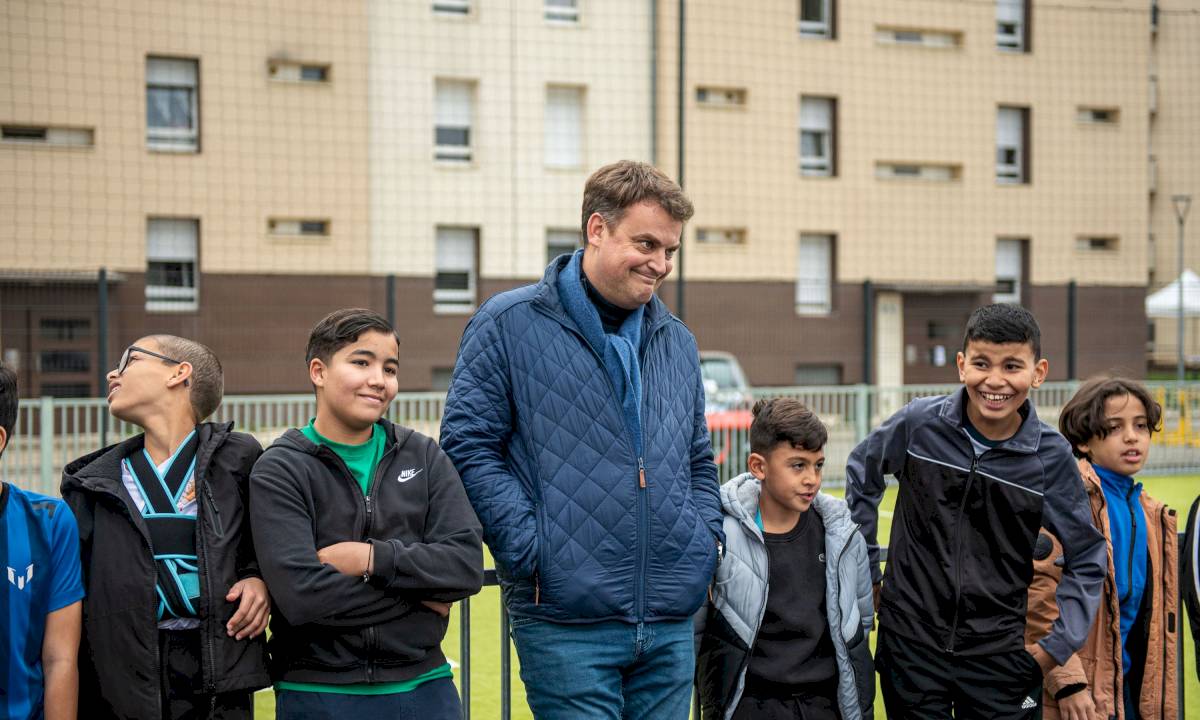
[846,625,875,713]
[373,607,449,667]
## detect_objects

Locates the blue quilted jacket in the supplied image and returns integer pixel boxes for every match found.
[441,254,723,623]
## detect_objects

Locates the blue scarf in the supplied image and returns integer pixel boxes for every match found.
[557,250,645,456]
[1094,463,1147,675]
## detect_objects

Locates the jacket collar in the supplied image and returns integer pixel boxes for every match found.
[62,421,232,496]
[270,418,409,457]
[939,387,1042,454]
[531,251,675,352]
[720,472,856,546]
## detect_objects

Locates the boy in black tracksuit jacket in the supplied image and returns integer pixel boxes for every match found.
[61,336,270,719]
[846,304,1107,719]
[250,308,483,719]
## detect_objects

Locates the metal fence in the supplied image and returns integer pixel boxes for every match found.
[3,384,1196,716]
[9,382,1200,495]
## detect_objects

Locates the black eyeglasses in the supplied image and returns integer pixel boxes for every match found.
[116,345,181,376]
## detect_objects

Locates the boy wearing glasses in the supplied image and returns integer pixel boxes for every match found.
[61,336,270,719]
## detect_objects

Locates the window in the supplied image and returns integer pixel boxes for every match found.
[1076,236,1118,252]
[545,0,579,23]
[431,367,455,392]
[996,0,1029,52]
[146,218,199,312]
[39,351,90,374]
[996,106,1029,184]
[269,218,331,237]
[547,229,580,263]
[696,87,747,108]
[696,228,747,245]
[39,383,91,398]
[40,318,90,341]
[796,234,833,315]
[146,57,199,152]
[435,80,474,163]
[875,27,962,48]
[433,0,470,15]
[794,364,841,386]
[1,125,94,147]
[994,238,1025,304]
[876,162,959,181]
[799,0,833,38]
[268,60,330,83]
[435,227,477,312]
[799,96,835,177]
[544,86,584,168]
[1077,107,1118,125]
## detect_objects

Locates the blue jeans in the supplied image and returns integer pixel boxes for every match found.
[275,677,462,720]
[510,616,695,720]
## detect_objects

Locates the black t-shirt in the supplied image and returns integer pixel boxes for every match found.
[746,509,838,688]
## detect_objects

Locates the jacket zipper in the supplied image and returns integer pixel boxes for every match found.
[946,452,980,653]
[319,436,395,683]
[1094,486,1123,711]
[1159,505,1169,718]
[532,303,670,622]
[1121,484,1138,603]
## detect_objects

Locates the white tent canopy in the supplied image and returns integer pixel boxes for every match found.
[1146,269,1200,317]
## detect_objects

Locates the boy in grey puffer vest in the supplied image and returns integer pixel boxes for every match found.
[695,398,874,720]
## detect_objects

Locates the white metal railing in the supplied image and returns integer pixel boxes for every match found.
[7,383,1200,496]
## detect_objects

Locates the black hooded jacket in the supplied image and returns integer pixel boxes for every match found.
[60,422,270,719]
[249,420,483,685]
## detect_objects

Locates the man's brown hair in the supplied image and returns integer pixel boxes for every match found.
[580,160,695,235]
[148,335,224,423]
[1058,376,1163,459]
[749,397,828,455]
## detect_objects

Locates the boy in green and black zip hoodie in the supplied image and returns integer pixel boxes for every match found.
[250,307,483,720]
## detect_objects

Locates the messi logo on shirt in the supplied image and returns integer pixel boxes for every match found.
[7,563,33,590]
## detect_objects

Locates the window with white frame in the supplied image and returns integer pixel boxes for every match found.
[1,125,94,147]
[799,96,835,177]
[796,234,833,315]
[434,80,474,163]
[146,57,199,152]
[435,227,478,311]
[994,238,1025,304]
[996,106,1028,184]
[996,0,1027,52]
[547,228,580,263]
[545,0,579,23]
[545,86,584,168]
[799,0,833,38]
[146,218,199,311]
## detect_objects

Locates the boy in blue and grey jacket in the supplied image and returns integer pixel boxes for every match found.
[697,398,874,720]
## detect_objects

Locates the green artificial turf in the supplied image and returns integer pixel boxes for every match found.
[254,477,1198,718]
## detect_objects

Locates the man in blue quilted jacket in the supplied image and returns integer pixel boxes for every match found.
[441,160,724,720]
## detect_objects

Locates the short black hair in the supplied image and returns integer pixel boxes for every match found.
[962,303,1041,359]
[750,397,828,455]
[1059,376,1163,459]
[305,308,399,366]
[0,362,16,458]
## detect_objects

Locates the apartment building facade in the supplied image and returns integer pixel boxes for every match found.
[657,0,1153,386]
[0,0,1177,396]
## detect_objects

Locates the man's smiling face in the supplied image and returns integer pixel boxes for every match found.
[581,200,683,310]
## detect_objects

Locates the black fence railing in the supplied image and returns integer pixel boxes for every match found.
[458,541,1192,719]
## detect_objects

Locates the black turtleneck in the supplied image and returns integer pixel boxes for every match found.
[580,265,633,334]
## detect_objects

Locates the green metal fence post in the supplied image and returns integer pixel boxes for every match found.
[39,396,54,494]
[855,384,870,445]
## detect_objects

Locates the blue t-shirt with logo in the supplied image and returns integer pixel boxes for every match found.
[0,483,85,720]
